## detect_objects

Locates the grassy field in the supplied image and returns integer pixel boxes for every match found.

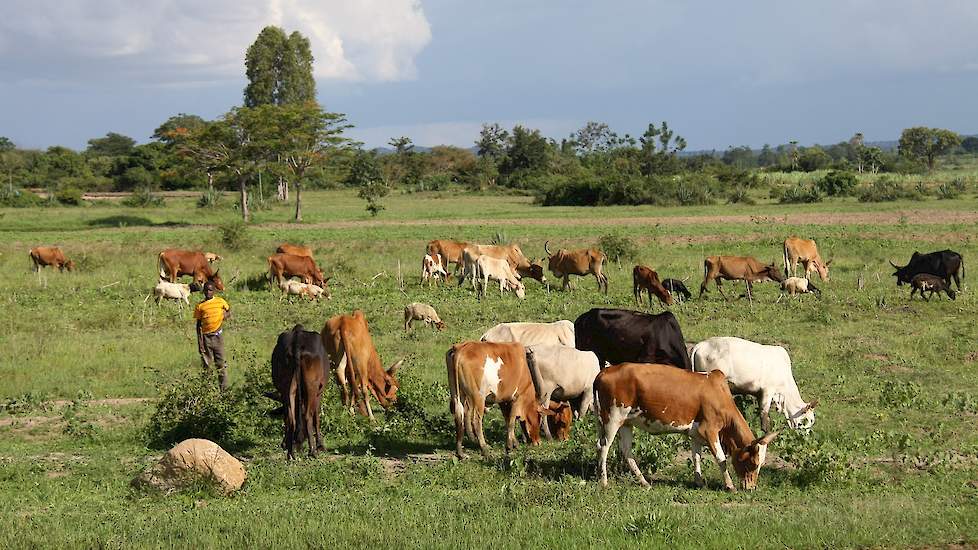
[2,190,978,548]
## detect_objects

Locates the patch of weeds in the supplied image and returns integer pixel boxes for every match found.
[778,430,850,487]
[489,230,509,246]
[61,401,100,440]
[598,232,639,264]
[878,380,926,409]
[217,220,252,250]
[943,391,978,414]
[623,511,680,538]
[376,373,453,441]
[0,392,52,415]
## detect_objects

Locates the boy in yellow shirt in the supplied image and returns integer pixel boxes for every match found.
[194,282,231,390]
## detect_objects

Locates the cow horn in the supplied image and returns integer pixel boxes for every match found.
[387,358,404,376]
[798,399,819,414]
[544,240,553,256]
[889,260,900,269]
[753,431,779,446]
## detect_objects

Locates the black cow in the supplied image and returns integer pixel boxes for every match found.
[661,279,692,302]
[890,249,964,291]
[268,324,329,459]
[574,308,691,370]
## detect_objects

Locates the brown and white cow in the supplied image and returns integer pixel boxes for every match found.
[426,240,469,279]
[783,237,830,281]
[421,253,449,287]
[268,325,329,459]
[276,243,314,257]
[594,362,778,491]
[633,265,673,307]
[268,253,327,289]
[457,243,547,286]
[29,246,75,273]
[158,249,224,290]
[321,310,402,419]
[446,341,542,458]
[699,255,783,300]
[544,241,608,294]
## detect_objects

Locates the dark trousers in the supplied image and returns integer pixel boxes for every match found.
[198,330,228,390]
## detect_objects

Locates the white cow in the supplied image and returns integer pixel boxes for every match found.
[777,277,821,302]
[278,280,328,301]
[150,279,192,305]
[690,336,817,431]
[473,254,525,299]
[525,344,600,439]
[480,320,575,347]
[421,253,448,287]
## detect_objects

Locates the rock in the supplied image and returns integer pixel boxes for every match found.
[132,439,246,495]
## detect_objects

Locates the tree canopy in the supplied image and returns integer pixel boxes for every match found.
[244,26,316,107]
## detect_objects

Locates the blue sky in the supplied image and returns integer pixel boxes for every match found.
[1,1,976,151]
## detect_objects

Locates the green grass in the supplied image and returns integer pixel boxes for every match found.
[2,190,978,548]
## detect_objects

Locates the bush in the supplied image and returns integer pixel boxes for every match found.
[54,186,84,206]
[417,173,453,191]
[817,170,857,197]
[778,183,821,204]
[197,188,223,208]
[0,188,43,208]
[858,177,922,202]
[778,430,850,487]
[217,220,252,250]
[726,186,755,205]
[936,178,968,200]
[598,233,639,263]
[122,186,164,208]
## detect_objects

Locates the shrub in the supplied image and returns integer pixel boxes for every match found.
[54,186,84,206]
[418,173,453,191]
[858,177,922,202]
[217,220,252,250]
[0,188,43,208]
[197,188,223,208]
[778,430,850,487]
[598,233,639,263]
[936,178,968,200]
[817,170,857,196]
[122,186,164,208]
[779,183,821,204]
[726,186,755,205]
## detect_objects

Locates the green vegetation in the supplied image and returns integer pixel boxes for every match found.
[2,190,978,547]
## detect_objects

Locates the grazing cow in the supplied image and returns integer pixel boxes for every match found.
[404,302,446,331]
[150,279,193,305]
[203,252,223,264]
[544,241,608,293]
[426,239,469,279]
[890,249,964,291]
[633,265,673,307]
[690,337,817,431]
[158,249,224,290]
[480,320,575,347]
[542,401,573,441]
[29,246,75,273]
[525,344,600,439]
[910,273,957,301]
[457,243,547,286]
[594,362,779,491]
[574,308,691,370]
[777,277,820,302]
[699,255,784,300]
[463,250,526,299]
[278,280,329,301]
[446,341,542,458]
[421,253,448,287]
[662,278,692,303]
[321,311,403,419]
[276,243,314,257]
[267,253,327,289]
[783,237,831,281]
[268,325,328,459]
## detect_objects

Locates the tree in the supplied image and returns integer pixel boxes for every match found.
[86,132,136,157]
[0,137,20,193]
[796,146,831,172]
[572,122,617,155]
[346,150,387,216]
[898,127,961,170]
[639,121,686,176]
[959,136,978,154]
[475,123,509,159]
[860,146,884,174]
[499,126,549,183]
[244,26,316,107]
[152,114,207,145]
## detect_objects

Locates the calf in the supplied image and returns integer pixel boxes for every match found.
[783,237,830,281]
[633,265,673,307]
[278,280,329,301]
[447,341,541,458]
[268,325,329,459]
[421,253,448,287]
[594,362,778,491]
[151,279,193,305]
[891,249,964,291]
[464,250,525,299]
[661,279,692,303]
[777,277,820,302]
[910,273,956,301]
[404,302,446,331]
[691,337,817,431]
[426,239,469,279]
[480,320,575,347]
[525,344,600,439]
[543,401,573,441]
[29,246,75,273]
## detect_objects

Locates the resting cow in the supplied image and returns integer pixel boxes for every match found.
[150,279,193,305]
[480,320,575,347]
[594,362,778,491]
[29,246,75,273]
[574,308,691,370]
[525,344,600,439]
[690,336,817,431]
[268,325,329,459]
[278,280,329,301]
[777,277,820,302]
[699,255,784,300]
[158,249,224,290]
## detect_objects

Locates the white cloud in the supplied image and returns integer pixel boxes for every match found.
[0,0,431,85]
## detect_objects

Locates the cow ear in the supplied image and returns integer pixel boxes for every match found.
[324,277,332,283]
[538,405,557,416]
[753,431,779,446]
[825,259,833,266]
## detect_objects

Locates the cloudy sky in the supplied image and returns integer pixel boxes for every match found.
[1,0,977,151]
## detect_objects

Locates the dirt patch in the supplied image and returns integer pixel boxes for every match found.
[48,397,154,408]
[0,415,59,429]
[378,452,448,478]
[863,354,890,362]
[881,364,913,374]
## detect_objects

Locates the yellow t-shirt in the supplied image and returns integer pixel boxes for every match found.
[194,297,229,334]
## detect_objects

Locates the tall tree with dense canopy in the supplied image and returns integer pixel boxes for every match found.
[86,133,136,157]
[244,26,316,107]
[898,127,961,170]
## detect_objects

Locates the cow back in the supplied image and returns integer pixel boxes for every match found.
[575,308,691,369]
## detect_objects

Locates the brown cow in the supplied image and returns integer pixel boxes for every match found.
[29,246,75,273]
[699,255,784,300]
[783,237,830,281]
[633,265,673,307]
[457,243,547,286]
[267,253,327,289]
[594,362,778,491]
[158,249,224,290]
[426,240,469,279]
[544,241,608,293]
[542,401,573,441]
[447,341,543,458]
[276,243,314,257]
[321,311,403,419]
[268,325,329,459]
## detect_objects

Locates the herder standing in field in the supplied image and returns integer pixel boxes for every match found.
[194,281,232,390]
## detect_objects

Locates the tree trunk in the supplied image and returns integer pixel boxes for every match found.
[207,172,214,194]
[239,178,249,221]
[294,181,302,222]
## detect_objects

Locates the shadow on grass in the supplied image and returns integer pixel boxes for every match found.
[86,215,189,228]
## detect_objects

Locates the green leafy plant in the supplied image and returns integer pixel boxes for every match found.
[598,233,639,263]
[217,220,252,250]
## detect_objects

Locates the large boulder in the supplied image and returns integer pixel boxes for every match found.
[132,438,246,495]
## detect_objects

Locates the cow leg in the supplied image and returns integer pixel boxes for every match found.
[451,393,467,459]
[501,402,517,453]
[474,401,490,457]
[313,390,325,452]
[359,374,375,420]
[334,354,353,412]
[715,279,728,300]
[759,393,773,432]
[562,275,570,292]
[634,282,641,306]
[690,435,706,487]
[618,426,650,487]
[705,434,736,492]
[539,391,554,441]
[597,417,621,488]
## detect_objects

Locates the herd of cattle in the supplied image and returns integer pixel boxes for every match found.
[26,238,967,491]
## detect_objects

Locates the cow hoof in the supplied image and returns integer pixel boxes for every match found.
[724,484,738,493]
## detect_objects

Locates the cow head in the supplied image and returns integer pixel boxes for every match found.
[948,288,958,300]
[540,401,573,441]
[434,320,446,330]
[788,399,817,431]
[811,259,831,282]
[312,269,326,288]
[320,277,332,299]
[510,279,526,299]
[521,259,547,284]
[208,270,225,291]
[889,260,912,286]
[370,359,403,408]
[762,263,785,283]
[732,431,778,491]
[64,260,76,272]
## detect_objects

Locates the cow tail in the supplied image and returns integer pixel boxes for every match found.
[339,328,365,414]
[446,346,464,428]
[157,252,167,279]
[592,378,606,447]
[286,337,303,453]
[525,348,544,406]
[783,242,790,278]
